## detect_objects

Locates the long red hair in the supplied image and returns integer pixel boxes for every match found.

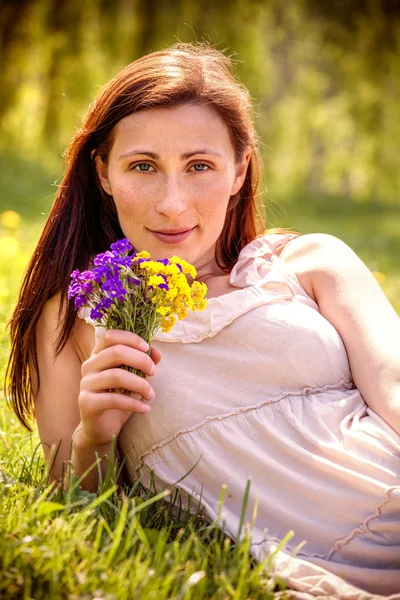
[5,42,292,430]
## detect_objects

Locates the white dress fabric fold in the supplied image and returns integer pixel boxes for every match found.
[113,233,400,598]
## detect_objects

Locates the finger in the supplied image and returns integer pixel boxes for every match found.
[83,344,157,377]
[80,391,151,417]
[92,329,150,355]
[149,346,163,365]
[81,369,155,401]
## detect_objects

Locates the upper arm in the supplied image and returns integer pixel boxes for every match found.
[280,233,400,432]
[34,294,92,482]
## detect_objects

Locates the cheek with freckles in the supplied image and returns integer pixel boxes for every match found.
[109,181,152,228]
[199,197,229,234]
[199,182,233,229]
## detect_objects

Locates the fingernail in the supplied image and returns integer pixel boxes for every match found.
[141,403,150,412]
[148,389,155,400]
[140,340,150,352]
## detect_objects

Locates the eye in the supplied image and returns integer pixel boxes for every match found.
[190,163,211,172]
[131,162,155,172]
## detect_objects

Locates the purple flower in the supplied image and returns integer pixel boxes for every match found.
[158,273,169,290]
[68,266,95,300]
[82,282,93,294]
[69,269,93,297]
[93,251,115,266]
[113,255,133,268]
[70,269,80,280]
[110,238,132,254]
[67,283,80,299]
[102,278,127,300]
[74,295,87,310]
[93,264,113,282]
[69,239,166,319]
[90,308,103,320]
[93,250,132,281]
[128,276,141,286]
[81,270,94,280]
[70,269,93,282]
[98,297,114,310]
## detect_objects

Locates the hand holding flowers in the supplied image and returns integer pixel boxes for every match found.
[68,238,207,390]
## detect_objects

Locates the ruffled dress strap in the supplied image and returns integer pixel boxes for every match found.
[153,232,300,344]
[229,232,299,289]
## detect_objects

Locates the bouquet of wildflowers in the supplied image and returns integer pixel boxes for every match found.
[68,238,207,387]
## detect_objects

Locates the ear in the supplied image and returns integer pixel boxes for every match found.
[230,146,252,196]
[94,155,113,196]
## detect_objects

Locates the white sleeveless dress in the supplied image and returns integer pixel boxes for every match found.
[115,233,400,599]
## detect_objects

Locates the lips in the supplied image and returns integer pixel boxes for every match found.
[154,228,192,234]
[150,227,195,244]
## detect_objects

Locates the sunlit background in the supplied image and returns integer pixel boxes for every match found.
[0,0,399,363]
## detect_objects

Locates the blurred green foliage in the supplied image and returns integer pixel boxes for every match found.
[1,0,400,203]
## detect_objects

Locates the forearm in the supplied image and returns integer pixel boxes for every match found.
[383,393,400,436]
[71,428,121,493]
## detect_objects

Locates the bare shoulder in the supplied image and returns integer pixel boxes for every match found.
[37,293,94,364]
[278,232,351,266]
[36,292,65,348]
[277,233,358,302]
[71,314,96,363]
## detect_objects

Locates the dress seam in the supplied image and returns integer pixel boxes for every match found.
[132,379,355,477]
[326,486,400,561]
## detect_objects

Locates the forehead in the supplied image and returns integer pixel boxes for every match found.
[110,103,235,157]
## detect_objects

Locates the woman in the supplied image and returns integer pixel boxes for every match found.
[6,43,400,598]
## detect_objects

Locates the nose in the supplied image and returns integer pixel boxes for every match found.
[155,177,188,217]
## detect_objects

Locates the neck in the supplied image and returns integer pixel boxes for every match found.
[193,248,228,285]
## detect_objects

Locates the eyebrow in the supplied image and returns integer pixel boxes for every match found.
[118,149,223,161]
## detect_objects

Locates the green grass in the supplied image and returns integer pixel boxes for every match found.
[0,405,292,599]
[1,152,399,598]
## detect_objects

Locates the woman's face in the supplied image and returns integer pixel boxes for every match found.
[95,103,251,276]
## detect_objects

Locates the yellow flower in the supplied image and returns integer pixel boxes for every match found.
[148,274,165,287]
[126,248,207,334]
[134,250,151,259]
[191,281,207,297]
[165,288,178,301]
[0,210,21,229]
[177,307,188,320]
[138,260,160,274]
[190,281,208,310]
[169,256,197,278]
[156,306,170,316]
[160,314,177,333]
[161,264,181,277]
[196,299,207,311]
